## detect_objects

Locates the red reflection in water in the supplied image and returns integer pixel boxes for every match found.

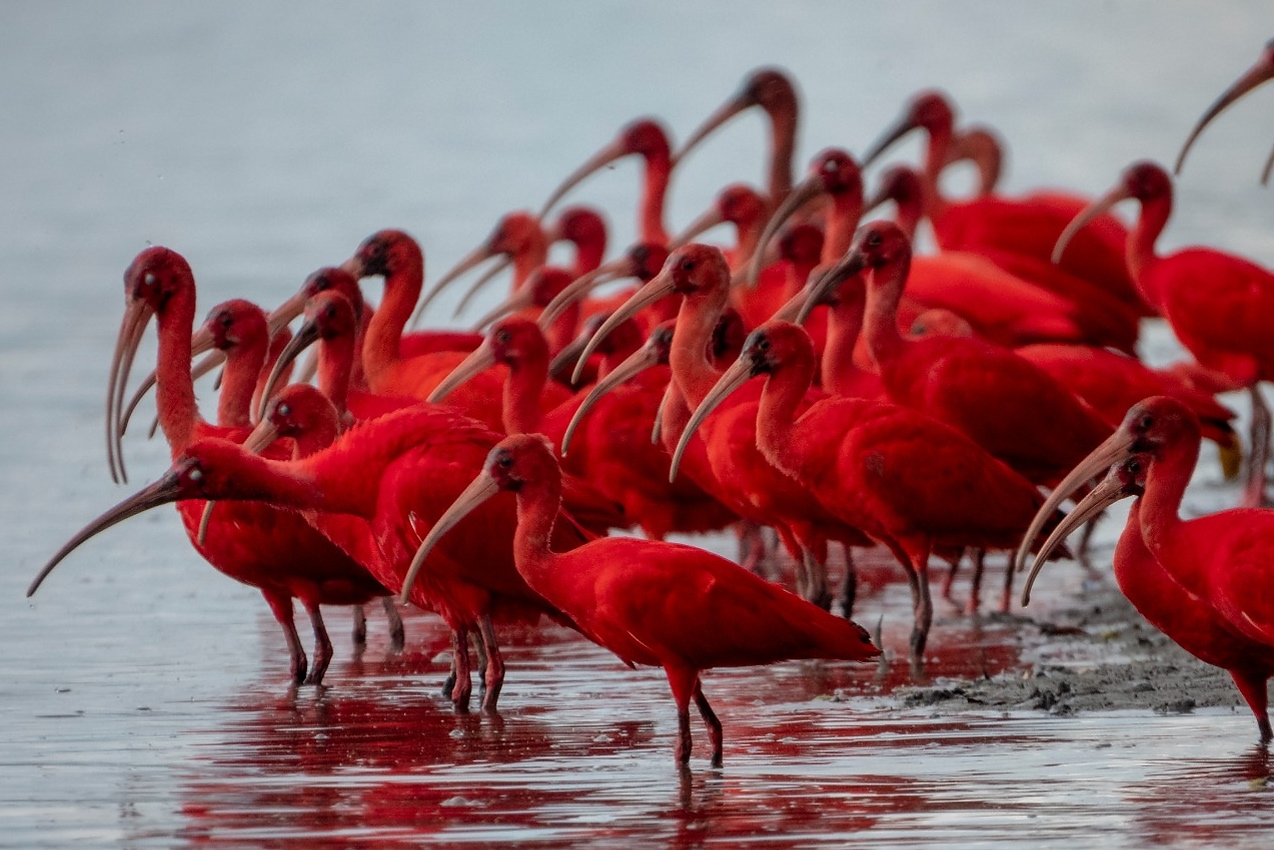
[1129,744,1274,845]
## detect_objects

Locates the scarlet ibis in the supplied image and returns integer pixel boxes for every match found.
[538,118,673,245]
[96,248,403,685]
[1017,397,1274,741]
[557,316,743,544]
[401,433,879,766]
[862,89,1146,314]
[1054,159,1274,505]
[867,164,1141,354]
[805,222,1111,489]
[545,206,610,278]
[673,182,769,272]
[673,67,800,210]
[576,244,872,612]
[40,392,608,712]
[411,211,548,326]
[1175,39,1274,182]
[677,320,1054,665]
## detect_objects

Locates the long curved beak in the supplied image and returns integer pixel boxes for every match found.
[672,90,749,168]
[796,250,866,325]
[1175,46,1274,175]
[196,415,285,548]
[1052,183,1132,265]
[471,287,534,334]
[1262,143,1274,186]
[409,243,502,328]
[570,268,676,385]
[548,330,593,383]
[452,257,514,321]
[539,139,627,220]
[670,354,753,482]
[745,174,825,288]
[1019,463,1133,606]
[398,471,501,605]
[671,203,726,250]
[860,111,917,168]
[538,259,627,331]
[256,318,321,422]
[106,299,156,484]
[560,338,662,455]
[427,340,495,404]
[1012,427,1138,580]
[29,461,193,597]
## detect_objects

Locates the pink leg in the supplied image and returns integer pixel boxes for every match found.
[664,666,698,766]
[352,605,368,645]
[840,545,858,618]
[1244,385,1271,508]
[449,626,473,714]
[300,599,333,686]
[1230,667,1272,744]
[262,590,306,685]
[476,614,505,714]
[965,548,986,616]
[382,597,406,651]
[693,681,723,768]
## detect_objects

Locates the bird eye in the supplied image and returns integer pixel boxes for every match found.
[143,273,157,286]
[1127,459,1142,474]
[1138,414,1154,431]
[679,258,695,272]
[277,403,291,417]
[496,452,513,468]
[865,232,882,249]
[756,337,771,352]
[188,467,203,483]
[496,330,512,345]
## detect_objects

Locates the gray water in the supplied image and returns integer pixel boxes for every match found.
[4,2,1274,846]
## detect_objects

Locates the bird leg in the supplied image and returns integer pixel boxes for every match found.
[263,590,307,685]
[666,666,698,766]
[840,545,858,618]
[300,598,334,687]
[940,555,960,603]
[382,597,406,651]
[693,682,723,768]
[449,626,473,713]
[352,605,368,645]
[801,548,832,611]
[999,550,1015,614]
[1229,666,1273,744]
[476,614,506,714]
[965,548,986,616]
[1244,385,1271,508]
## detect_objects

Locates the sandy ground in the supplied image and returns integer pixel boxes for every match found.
[891,583,1247,722]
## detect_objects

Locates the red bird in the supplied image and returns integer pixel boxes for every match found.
[1018,397,1274,741]
[673,67,801,211]
[100,248,400,685]
[862,89,1146,315]
[412,210,548,326]
[1054,160,1274,505]
[804,221,1111,489]
[676,320,1055,666]
[401,433,879,767]
[538,118,674,246]
[576,244,874,612]
[37,398,601,713]
[1175,38,1274,182]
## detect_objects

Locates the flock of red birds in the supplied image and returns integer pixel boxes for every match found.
[27,43,1274,766]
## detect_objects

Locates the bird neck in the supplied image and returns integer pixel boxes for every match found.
[668,297,726,407]
[316,332,356,419]
[862,262,909,371]
[504,354,549,436]
[1127,194,1171,291]
[755,357,814,477]
[1136,440,1198,591]
[154,286,203,454]
[822,287,869,396]
[765,101,798,208]
[511,239,550,292]
[921,121,956,223]
[363,255,423,382]
[822,192,864,264]
[512,475,563,578]
[639,151,672,246]
[217,337,267,429]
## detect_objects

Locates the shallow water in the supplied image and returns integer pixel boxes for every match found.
[5,2,1274,847]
